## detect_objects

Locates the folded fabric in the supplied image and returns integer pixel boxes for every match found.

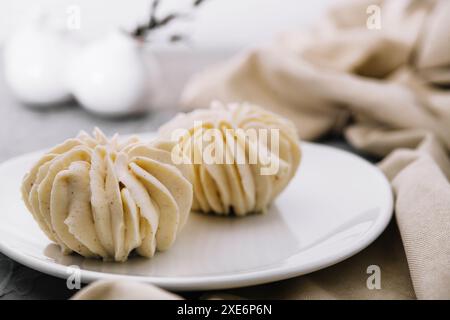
[72,280,181,300]
[74,0,450,299]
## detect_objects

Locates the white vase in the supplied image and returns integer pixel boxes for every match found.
[68,30,158,116]
[3,19,77,106]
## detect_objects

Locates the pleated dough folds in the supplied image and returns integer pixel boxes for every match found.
[21,128,193,261]
[158,101,301,216]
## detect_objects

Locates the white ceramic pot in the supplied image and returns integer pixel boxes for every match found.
[68,30,158,116]
[3,20,77,106]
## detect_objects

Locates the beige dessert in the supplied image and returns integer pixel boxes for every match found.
[21,129,192,261]
[159,101,301,216]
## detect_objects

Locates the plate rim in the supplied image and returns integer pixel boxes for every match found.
[0,140,393,291]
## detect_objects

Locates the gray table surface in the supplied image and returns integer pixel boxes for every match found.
[0,50,363,300]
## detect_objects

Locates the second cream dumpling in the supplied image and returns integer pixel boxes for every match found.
[158,101,301,216]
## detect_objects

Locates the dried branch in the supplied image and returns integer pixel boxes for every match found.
[169,34,187,43]
[132,0,209,40]
[193,0,207,6]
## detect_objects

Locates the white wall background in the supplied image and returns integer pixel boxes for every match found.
[0,0,334,50]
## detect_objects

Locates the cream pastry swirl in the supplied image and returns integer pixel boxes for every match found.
[21,129,192,261]
[158,101,301,216]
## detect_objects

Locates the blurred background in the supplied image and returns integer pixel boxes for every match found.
[0,0,333,50]
[0,0,335,161]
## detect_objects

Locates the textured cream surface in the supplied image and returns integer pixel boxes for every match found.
[159,102,301,215]
[21,129,192,262]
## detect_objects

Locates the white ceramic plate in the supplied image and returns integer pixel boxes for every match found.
[0,135,392,291]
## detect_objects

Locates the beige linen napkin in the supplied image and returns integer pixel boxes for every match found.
[74,0,450,300]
